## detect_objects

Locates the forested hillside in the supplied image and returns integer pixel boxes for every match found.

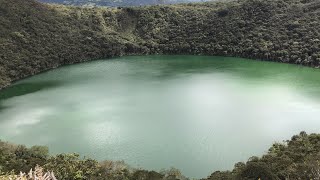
[39,0,207,7]
[0,0,320,90]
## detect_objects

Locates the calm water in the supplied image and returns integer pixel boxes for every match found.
[1,55,320,178]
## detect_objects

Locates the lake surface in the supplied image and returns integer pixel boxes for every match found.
[1,55,320,178]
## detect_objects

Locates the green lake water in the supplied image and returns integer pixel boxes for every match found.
[1,55,320,178]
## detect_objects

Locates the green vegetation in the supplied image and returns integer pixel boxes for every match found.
[1,0,320,89]
[0,141,188,180]
[42,0,205,7]
[206,132,320,180]
[1,132,320,179]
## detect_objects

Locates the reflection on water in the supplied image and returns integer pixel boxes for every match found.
[1,56,320,178]
[0,81,62,101]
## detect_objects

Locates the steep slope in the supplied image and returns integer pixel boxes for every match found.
[0,0,320,89]
[39,0,208,7]
[0,0,144,88]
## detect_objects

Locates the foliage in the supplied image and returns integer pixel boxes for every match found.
[2,132,320,179]
[0,141,48,173]
[0,141,186,180]
[0,165,57,180]
[205,132,320,180]
[1,0,320,90]
[39,0,207,7]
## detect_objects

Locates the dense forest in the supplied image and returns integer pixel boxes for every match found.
[1,132,320,179]
[39,0,208,7]
[0,0,320,89]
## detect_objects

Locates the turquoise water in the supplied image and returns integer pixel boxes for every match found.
[1,55,320,178]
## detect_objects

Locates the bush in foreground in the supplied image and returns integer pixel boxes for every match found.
[2,132,320,179]
[206,132,320,180]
